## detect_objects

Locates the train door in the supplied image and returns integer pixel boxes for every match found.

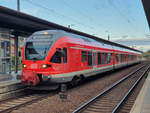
[112,53,115,69]
[62,47,68,72]
[93,51,97,69]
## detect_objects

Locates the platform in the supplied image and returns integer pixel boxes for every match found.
[130,72,150,113]
[0,71,26,100]
[0,71,22,94]
[0,70,21,81]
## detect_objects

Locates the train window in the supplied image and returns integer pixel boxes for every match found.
[123,54,125,62]
[124,54,126,61]
[108,53,111,64]
[111,53,113,61]
[50,48,62,63]
[81,51,87,62]
[120,54,122,62]
[120,54,123,62]
[122,54,124,62]
[116,53,119,63]
[88,51,92,66]
[63,48,67,63]
[97,52,101,65]
[105,53,108,64]
[101,53,105,64]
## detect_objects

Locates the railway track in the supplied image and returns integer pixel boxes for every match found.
[72,64,150,113]
[0,82,27,101]
[0,90,56,113]
[0,63,147,113]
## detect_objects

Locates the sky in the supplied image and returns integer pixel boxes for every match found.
[0,0,150,51]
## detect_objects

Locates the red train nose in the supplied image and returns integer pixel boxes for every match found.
[22,71,40,86]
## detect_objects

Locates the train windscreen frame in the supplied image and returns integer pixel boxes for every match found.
[25,34,53,60]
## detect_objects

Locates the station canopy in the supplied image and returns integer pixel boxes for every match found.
[142,0,150,28]
[0,6,141,53]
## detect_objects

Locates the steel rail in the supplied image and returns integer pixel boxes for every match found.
[0,92,56,113]
[0,87,29,103]
[111,65,150,113]
[72,64,147,113]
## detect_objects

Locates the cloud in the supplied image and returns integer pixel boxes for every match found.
[114,38,150,52]
[115,38,150,46]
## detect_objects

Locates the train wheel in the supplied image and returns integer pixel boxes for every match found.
[80,75,85,82]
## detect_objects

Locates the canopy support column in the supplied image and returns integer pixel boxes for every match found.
[14,35,18,74]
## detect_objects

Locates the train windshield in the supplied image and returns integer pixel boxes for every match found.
[25,34,53,60]
[25,41,52,60]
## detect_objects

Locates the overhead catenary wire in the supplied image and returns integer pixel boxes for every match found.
[107,0,143,35]
[23,0,99,34]
[60,0,103,29]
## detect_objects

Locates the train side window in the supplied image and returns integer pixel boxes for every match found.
[123,54,125,62]
[116,53,119,63]
[88,51,92,66]
[81,51,87,62]
[63,48,67,63]
[50,48,62,63]
[101,53,105,64]
[122,54,124,62]
[105,53,108,64]
[111,53,113,61]
[108,53,111,64]
[123,54,126,62]
[128,54,130,61]
[120,54,122,62]
[97,52,101,65]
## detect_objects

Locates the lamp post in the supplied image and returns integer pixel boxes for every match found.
[108,35,110,41]
[15,0,20,74]
[68,24,75,28]
[105,30,110,41]
[17,0,20,11]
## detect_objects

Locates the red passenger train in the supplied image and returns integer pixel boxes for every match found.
[21,30,142,86]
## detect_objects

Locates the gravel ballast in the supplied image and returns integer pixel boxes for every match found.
[12,63,143,113]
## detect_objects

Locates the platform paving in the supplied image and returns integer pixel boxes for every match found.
[0,73,12,81]
[130,72,150,113]
[0,71,22,93]
[0,70,21,81]
[0,71,26,100]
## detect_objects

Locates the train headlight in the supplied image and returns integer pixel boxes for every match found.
[41,64,51,68]
[23,64,27,68]
[44,32,48,35]
[42,64,47,68]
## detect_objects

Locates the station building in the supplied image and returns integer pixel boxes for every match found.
[0,28,11,74]
[0,27,24,75]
